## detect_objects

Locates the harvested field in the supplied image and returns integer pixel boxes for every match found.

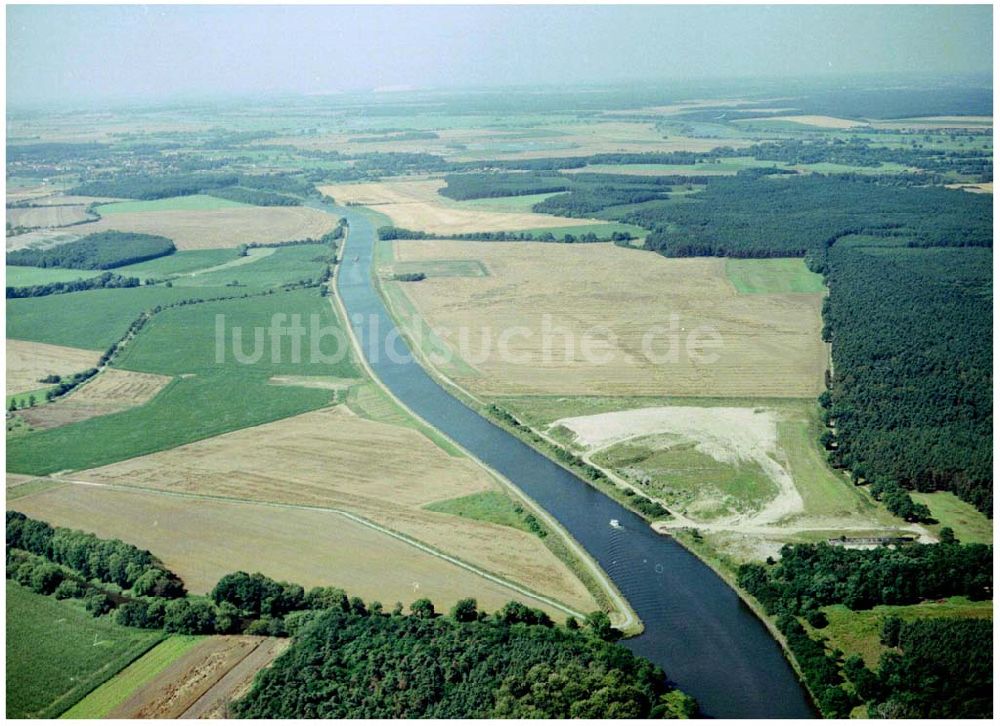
[106,636,284,719]
[319,178,603,235]
[70,406,595,613]
[5,228,84,252]
[13,482,582,617]
[744,115,869,129]
[180,638,290,719]
[70,206,337,249]
[390,240,828,398]
[7,205,93,229]
[6,338,100,395]
[18,368,172,431]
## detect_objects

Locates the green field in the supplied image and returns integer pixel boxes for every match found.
[95,194,249,214]
[6,581,164,718]
[579,158,782,176]
[806,597,993,668]
[172,244,329,289]
[60,636,203,718]
[910,490,993,544]
[115,248,238,277]
[451,192,559,212]
[6,285,238,350]
[6,266,101,287]
[425,490,534,533]
[388,258,488,279]
[725,258,826,294]
[7,289,358,474]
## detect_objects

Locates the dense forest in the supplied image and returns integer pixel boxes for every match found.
[737,541,993,718]
[234,606,694,718]
[822,245,993,513]
[6,231,175,270]
[69,171,312,201]
[737,541,992,615]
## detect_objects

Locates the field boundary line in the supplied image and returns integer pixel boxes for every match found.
[331,212,636,631]
[43,475,585,620]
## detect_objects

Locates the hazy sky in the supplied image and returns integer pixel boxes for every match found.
[7,4,994,107]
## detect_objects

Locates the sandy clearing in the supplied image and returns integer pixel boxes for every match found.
[556,406,803,526]
[747,115,869,129]
[13,482,578,616]
[946,182,993,194]
[67,207,337,249]
[18,368,172,431]
[391,240,827,398]
[7,205,93,229]
[73,406,596,613]
[6,338,101,395]
[319,178,602,235]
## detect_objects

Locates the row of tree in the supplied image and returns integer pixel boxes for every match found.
[6,271,142,298]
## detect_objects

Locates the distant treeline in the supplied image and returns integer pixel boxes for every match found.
[627,174,992,259]
[7,231,176,270]
[377,226,631,244]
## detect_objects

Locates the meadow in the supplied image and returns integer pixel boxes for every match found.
[6,581,164,718]
[724,258,826,294]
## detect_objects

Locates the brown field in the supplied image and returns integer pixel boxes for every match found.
[18,368,172,431]
[6,338,101,395]
[747,115,868,129]
[319,178,601,235]
[947,182,993,194]
[21,194,123,206]
[71,206,337,249]
[67,405,595,612]
[13,482,580,617]
[6,205,93,229]
[108,636,288,719]
[389,240,828,398]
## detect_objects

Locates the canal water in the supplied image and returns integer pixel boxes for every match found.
[325,202,815,718]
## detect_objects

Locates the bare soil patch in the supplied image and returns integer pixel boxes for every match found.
[6,339,101,395]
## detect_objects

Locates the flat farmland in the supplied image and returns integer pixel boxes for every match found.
[19,368,172,431]
[71,405,596,613]
[7,205,93,228]
[6,338,101,394]
[389,240,828,398]
[95,194,249,214]
[73,206,337,249]
[6,580,163,718]
[320,178,604,235]
[12,482,584,618]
